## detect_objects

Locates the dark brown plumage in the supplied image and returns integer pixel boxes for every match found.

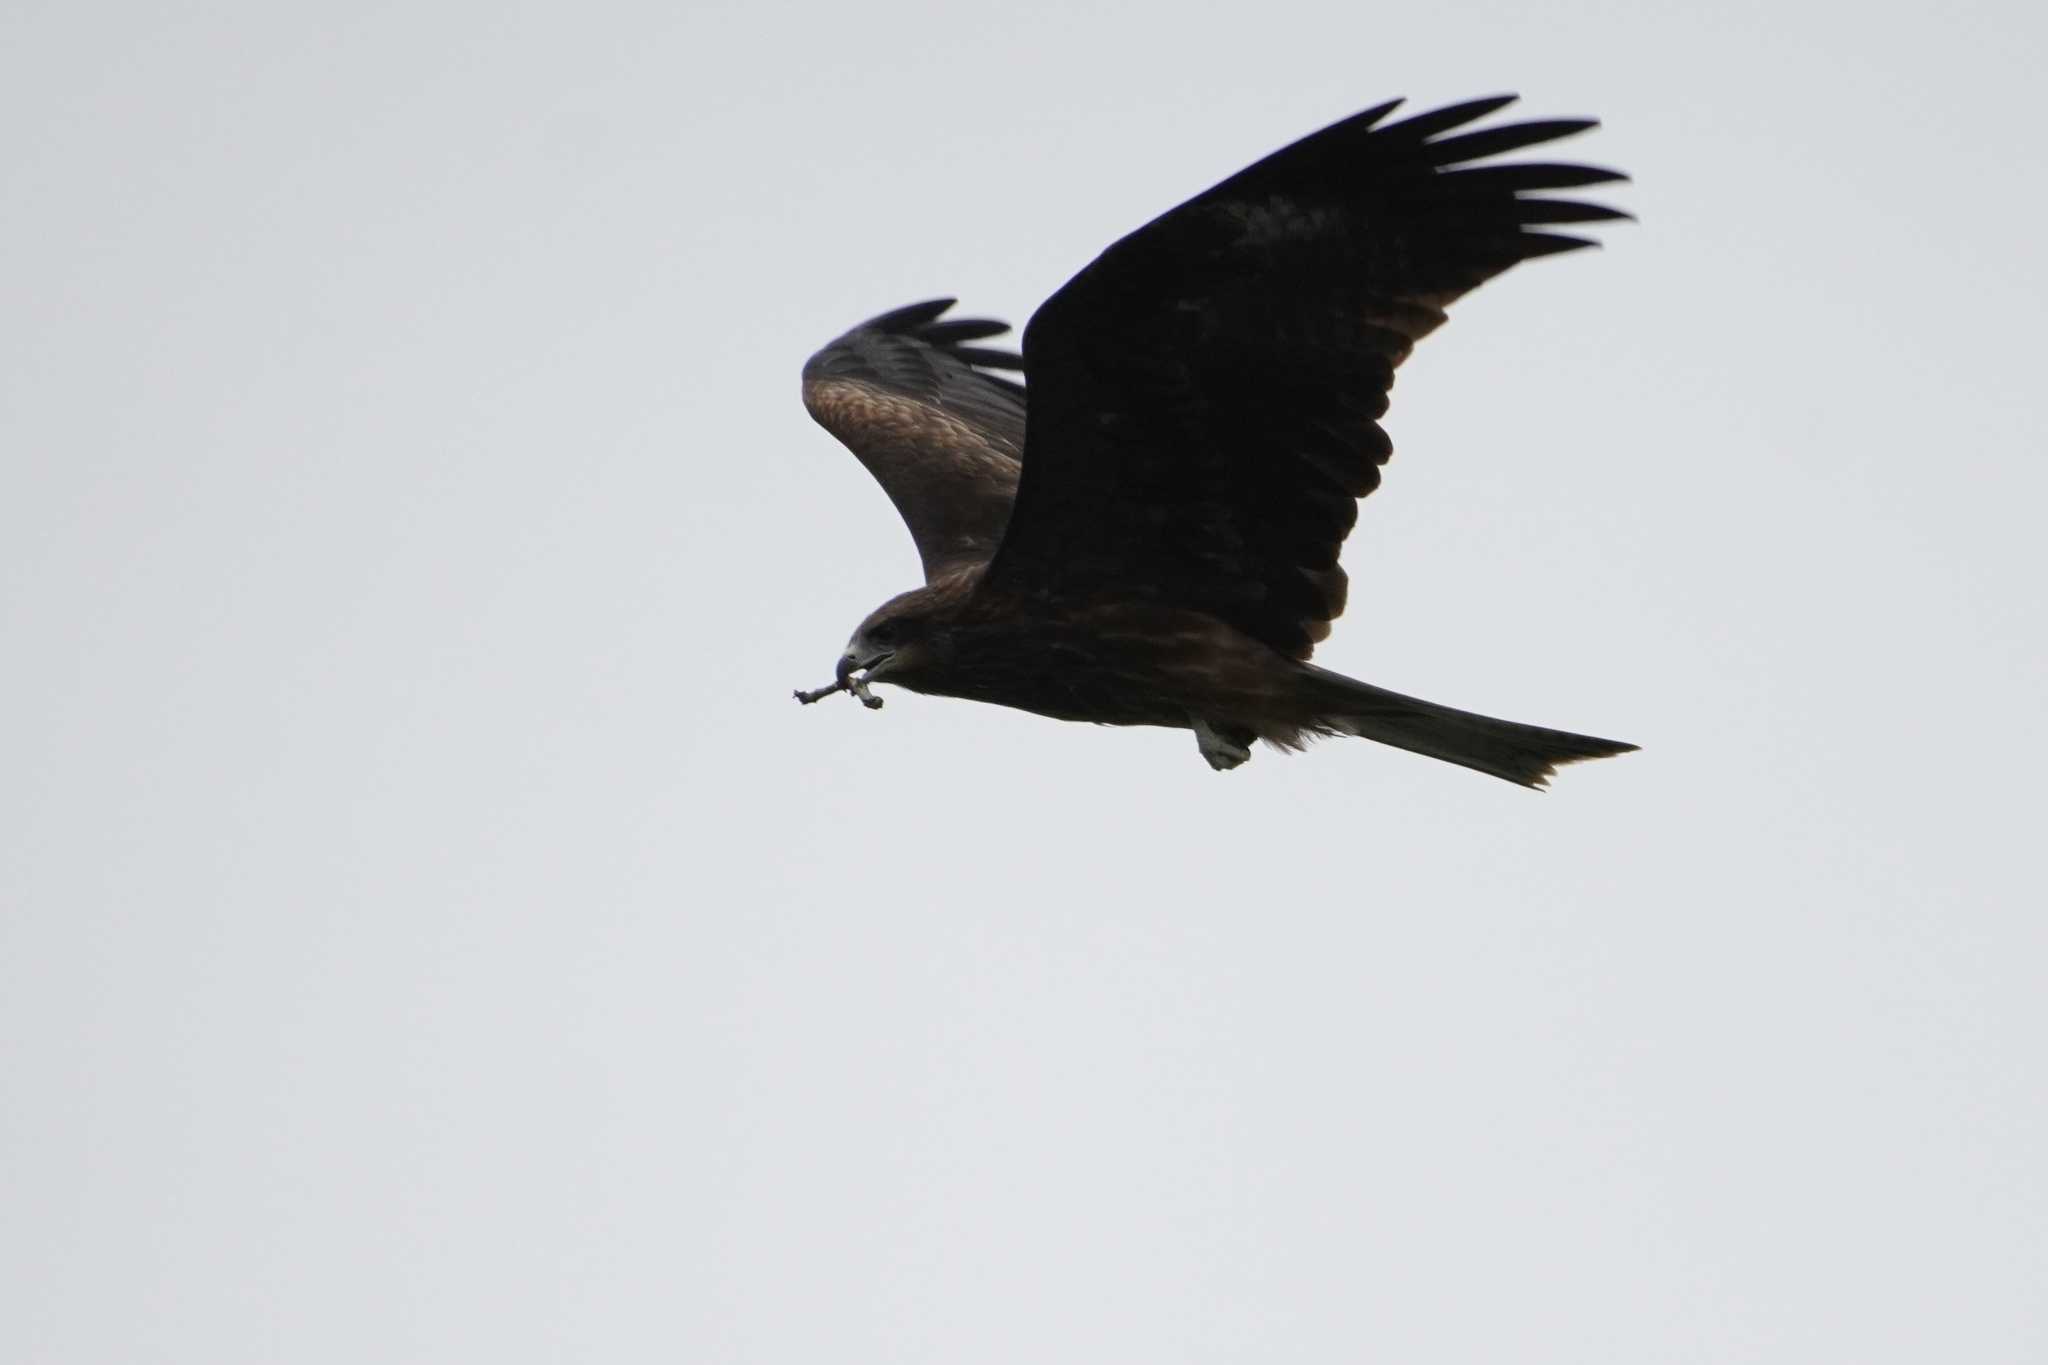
[797,95,1638,787]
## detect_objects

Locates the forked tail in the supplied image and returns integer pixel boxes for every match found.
[1299,664,1638,789]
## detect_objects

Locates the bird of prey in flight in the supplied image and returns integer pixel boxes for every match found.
[796,94,1638,787]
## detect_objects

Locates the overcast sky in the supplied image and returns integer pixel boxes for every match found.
[4,1,2045,1361]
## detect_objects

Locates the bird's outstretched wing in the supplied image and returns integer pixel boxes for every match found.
[802,299,1028,583]
[982,96,1629,658]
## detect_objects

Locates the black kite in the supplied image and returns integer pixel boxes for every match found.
[797,95,1638,787]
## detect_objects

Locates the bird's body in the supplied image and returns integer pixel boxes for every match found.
[852,571,1288,731]
[797,95,1640,787]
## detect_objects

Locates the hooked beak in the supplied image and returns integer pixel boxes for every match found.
[796,646,893,711]
[832,648,892,710]
[838,648,893,685]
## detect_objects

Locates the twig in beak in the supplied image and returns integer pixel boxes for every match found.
[793,657,885,710]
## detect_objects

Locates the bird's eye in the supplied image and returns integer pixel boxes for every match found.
[870,621,897,645]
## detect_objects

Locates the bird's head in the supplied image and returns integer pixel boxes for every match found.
[839,584,956,694]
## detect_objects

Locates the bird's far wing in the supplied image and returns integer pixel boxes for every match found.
[803,299,1027,583]
[983,96,1629,658]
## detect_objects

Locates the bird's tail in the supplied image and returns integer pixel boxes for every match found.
[1296,664,1637,789]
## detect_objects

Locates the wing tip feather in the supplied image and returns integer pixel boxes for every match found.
[808,297,1028,402]
[863,297,958,332]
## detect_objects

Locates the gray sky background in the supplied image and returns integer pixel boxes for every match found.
[5,1,2044,1361]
